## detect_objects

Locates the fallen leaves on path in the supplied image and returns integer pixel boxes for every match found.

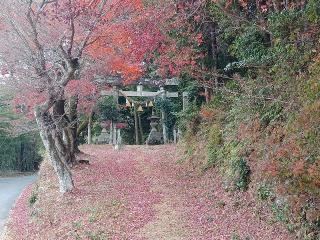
[5,145,293,240]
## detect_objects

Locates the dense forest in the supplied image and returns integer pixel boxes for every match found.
[0,0,319,239]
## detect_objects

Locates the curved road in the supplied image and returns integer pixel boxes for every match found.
[0,174,37,237]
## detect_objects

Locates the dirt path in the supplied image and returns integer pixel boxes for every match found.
[4,145,293,240]
[135,149,192,239]
[118,146,291,240]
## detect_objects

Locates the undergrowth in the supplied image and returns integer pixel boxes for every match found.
[179,72,320,238]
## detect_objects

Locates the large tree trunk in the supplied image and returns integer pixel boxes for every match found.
[53,99,76,165]
[68,95,79,153]
[36,111,74,193]
[202,18,219,103]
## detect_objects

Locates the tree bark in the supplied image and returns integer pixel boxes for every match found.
[77,118,89,136]
[205,87,212,103]
[53,99,76,165]
[68,95,79,153]
[36,111,74,193]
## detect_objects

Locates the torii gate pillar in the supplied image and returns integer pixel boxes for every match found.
[160,87,168,144]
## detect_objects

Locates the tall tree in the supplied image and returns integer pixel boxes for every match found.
[0,0,147,193]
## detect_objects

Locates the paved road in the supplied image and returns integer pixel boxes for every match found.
[0,174,37,237]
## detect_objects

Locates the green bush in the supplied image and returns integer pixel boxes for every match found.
[176,101,200,134]
[85,231,107,240]
[29,190,38,206]
[233,157,251,191]
[257,184,273,201]
[0,133,42,172]
[271,202,294,232]
[206,124,223,168]
[96,96,119,122]
[260,102,283,127]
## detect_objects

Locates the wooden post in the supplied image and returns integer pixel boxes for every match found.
[107,86,119,145]
[113,123,117,145]
[173,128,177,144]
[160,87,168,144]
[87,112,92,144]
[162,110,167,144]
[138,113,144,144]
[115,129,122,150]
[109,120,113,144]
[133,104,139,145]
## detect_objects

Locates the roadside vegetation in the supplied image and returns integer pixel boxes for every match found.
[175,1,320,238]
[0,94,42,174]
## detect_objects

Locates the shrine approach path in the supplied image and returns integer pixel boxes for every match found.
[7,145,292,240]
[75,145,291,239]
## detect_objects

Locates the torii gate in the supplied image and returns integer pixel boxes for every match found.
[100,81,189,144]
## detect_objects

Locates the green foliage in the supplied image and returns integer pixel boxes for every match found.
[29,190,38,206]
[259,101,283,127]
[176,101,200,134]
[271,201,294,232]
[257,184,273,201]
[0,133,42,172]
[216,200,226,208]
[72,220,83,229]
[97,96,119,121]
[306,0,320,23]
[233,157,251,191]
[85,231,107,240]
[0,95,42,172]
[154,97,178,136]
[231,233,251,240]
[206,124,223,168]
[230,26,269,63]
[178,76,199,96]
[172,1,320,236]
[231,233,241,240]
[268,10,304,40]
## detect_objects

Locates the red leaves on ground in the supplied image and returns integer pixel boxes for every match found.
[6,145,293,240]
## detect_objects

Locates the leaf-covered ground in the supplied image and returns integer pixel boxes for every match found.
[4,145,293,240]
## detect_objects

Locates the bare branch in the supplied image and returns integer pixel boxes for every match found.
[77,0,108,58]
[67,0,76,55]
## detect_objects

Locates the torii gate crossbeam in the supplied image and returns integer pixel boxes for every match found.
[100,85,181,144]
